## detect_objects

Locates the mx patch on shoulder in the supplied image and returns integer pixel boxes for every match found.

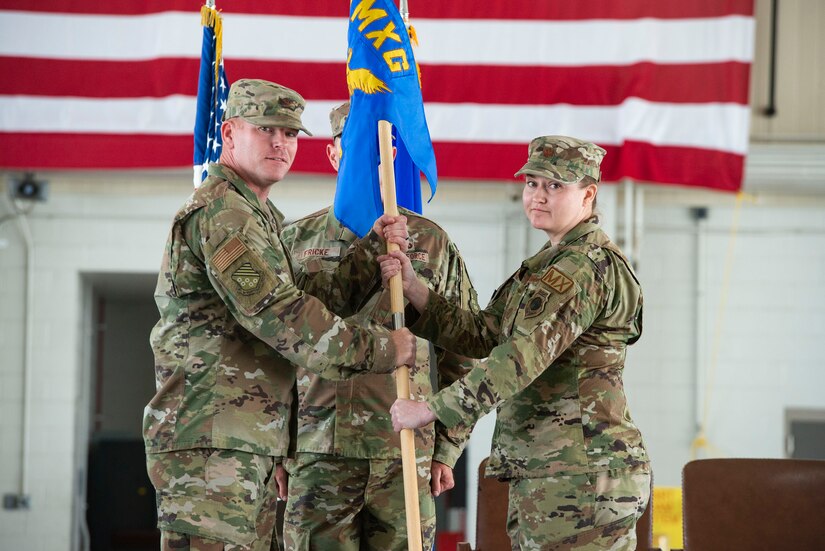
[231,262,262,295]
[541,267,575,294]
[213,236,248,273]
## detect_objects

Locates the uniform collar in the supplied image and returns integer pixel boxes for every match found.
[558,215,600,247]
[208,163,285,227]
[525,216,601,271]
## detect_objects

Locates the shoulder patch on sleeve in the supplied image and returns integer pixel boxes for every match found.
[523,289,549,320]
[541,267,575,294]
[231,262,263,295]
[209,231,281,316]
[213,236,248,272]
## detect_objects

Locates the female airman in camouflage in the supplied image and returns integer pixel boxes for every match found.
[381,136,650,550]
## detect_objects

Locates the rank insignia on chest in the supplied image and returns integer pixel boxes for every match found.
[541,267,574,294]
[523,290,549,319]
[232,262,262,295]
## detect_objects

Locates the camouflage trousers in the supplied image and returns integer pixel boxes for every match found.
[283,453,436,551]
[506,464,651,551]
[147,448,282,551]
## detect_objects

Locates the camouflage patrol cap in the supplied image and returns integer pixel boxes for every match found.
[223,79,312,136]
[515,136,606,184]
[329,101,350,139]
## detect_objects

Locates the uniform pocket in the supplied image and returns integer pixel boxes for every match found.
[149,448,273,546]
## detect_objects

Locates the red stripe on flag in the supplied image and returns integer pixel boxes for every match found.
[0,0,754,19]
[0,57,200,98]
[418,62,752,106]
[0,133,742,192]
[434,141,744,191]
[0,57,751,106]
[609,141,744,192]
[0,132,337,174]
[0,133,193,169]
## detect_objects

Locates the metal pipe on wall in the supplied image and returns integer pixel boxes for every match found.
[623,179,635,266]
[632,185,644,270]
[15,210,35,508]
[690,207,709,435]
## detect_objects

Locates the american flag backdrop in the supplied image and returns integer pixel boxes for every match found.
[0,0,754,191]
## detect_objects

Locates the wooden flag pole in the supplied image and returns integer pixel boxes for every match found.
[378,119,423,551]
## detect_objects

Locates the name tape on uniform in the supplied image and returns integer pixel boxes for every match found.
[297,247,341,259]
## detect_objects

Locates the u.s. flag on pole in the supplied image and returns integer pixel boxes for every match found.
[0,1,754,192]
[192,4,228,186]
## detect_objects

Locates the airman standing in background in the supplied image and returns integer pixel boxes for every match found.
[280,102,480,551]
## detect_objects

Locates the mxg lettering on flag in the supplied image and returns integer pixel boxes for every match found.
[334,0,437,237]
[0,1,754,191]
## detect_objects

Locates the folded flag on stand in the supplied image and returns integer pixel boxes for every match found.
[193,4,229,186]
[334,0,437,237]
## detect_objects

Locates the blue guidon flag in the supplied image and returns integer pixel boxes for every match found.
[193,5,229,186]
[334,0,438,237]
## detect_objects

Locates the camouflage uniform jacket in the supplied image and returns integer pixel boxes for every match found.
[280,207,479,467]
[144,164,396,458]
[412,218,649,479]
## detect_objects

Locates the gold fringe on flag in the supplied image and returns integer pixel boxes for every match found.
[200,5,223,86]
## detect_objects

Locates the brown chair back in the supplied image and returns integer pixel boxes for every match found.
[474,457,511,551]
[682,458,825,551]
[635,471,654,550]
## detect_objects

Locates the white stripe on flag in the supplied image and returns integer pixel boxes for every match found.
[0,11,753,65]
[0,95,197,134]
[0,96,750,154]
[424,100,751,154]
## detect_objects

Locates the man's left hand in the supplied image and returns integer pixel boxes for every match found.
[430,461,455,497]
[275,462,288,501]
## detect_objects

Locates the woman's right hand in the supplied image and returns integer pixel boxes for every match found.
[378,250,429,312]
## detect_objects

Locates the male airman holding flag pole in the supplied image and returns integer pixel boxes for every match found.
[281,102,478,551]
[145,12,418,545]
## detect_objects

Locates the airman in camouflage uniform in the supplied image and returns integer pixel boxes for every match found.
[144,81,416,551]
[385,136,651,550]
[278,102,479,551]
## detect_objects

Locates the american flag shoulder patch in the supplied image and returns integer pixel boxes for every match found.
[213,236,247,272]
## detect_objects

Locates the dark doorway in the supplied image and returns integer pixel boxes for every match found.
[84,273,159,551]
